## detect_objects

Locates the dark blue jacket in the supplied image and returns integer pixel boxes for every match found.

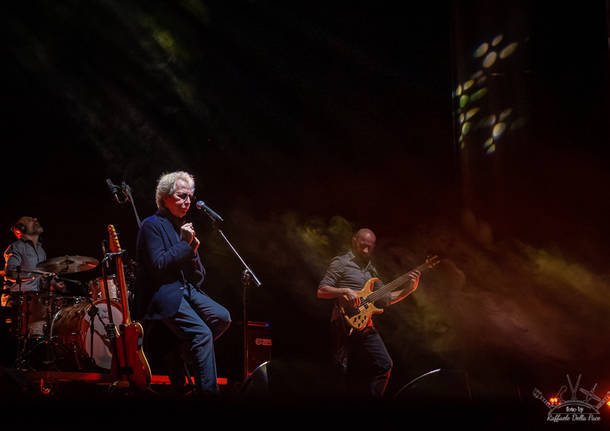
[134,208,205,321]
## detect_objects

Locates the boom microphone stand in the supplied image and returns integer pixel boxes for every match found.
[196,202,262,382]
[106,179,141,311]
[120,182,142,228]
[106,178,141,229]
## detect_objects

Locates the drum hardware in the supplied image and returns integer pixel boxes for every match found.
[29,248,126,373]
[3,264,99,372]
[3,251,135,393]
[12,290,67,371]
[4,268,42,370]
[84,298,113,368]
[50,297,123,371]
[10,266,29,368]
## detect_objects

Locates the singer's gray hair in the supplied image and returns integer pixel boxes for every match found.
[155,171,195,208]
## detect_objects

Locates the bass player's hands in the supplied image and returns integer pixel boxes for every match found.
[338,288,361,309]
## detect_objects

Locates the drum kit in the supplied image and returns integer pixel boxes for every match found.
[0,255,129,373]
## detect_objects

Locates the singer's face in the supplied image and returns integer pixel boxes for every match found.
[164,179,193,219]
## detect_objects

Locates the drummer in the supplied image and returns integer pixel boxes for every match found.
[2,216,64,303]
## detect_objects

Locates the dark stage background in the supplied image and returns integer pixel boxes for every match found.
[2,0,609,405]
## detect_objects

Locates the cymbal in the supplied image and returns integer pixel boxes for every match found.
[37,255,99,274]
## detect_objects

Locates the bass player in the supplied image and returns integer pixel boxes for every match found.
[317,228,421,399]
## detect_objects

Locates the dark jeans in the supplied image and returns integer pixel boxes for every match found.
[337,325,393,399]
[162,285,231,394]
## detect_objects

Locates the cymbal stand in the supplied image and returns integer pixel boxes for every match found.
[40,274,57,367]
[15,274,57,370]
[13,266,28,369]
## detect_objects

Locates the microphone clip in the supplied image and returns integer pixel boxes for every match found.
[106,178,132,204]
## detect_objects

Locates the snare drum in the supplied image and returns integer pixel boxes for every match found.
[51,299,123,370]
[88,276,121,302]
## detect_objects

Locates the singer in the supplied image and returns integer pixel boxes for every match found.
[134,171,231,397]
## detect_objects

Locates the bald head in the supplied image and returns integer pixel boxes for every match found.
[352,228,376,261]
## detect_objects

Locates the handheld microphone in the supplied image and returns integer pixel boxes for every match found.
[106,178,123,204]
[196,201,224,223]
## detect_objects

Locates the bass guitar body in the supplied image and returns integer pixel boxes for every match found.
[340,277,383,331]
[116,321,151,390]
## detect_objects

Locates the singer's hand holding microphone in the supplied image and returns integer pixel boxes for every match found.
[181,222,200,253]
[180,200,222,253]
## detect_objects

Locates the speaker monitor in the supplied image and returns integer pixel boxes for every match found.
[241,361,270,399]
[246,321,271,376]
[393,368,472,402]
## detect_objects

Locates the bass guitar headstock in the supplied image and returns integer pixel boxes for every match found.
[108,224,122,253]
[424,254,441,269]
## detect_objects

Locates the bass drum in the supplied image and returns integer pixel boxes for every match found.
[51,299,123,371]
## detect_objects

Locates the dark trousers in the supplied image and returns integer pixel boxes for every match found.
[162,285,231,394]
[335,325,393,399]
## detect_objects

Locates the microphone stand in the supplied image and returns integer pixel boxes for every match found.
[87,299,99,369]
[106,179,141,312]
[120,182,142,229]
[207,217,262,382]
[99,242,121,372]
[107,178,142,229]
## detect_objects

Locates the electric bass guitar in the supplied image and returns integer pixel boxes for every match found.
[338,255,440,332]
[108,224,152,390]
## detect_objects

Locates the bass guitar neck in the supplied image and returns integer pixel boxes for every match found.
[339,255,439,332]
